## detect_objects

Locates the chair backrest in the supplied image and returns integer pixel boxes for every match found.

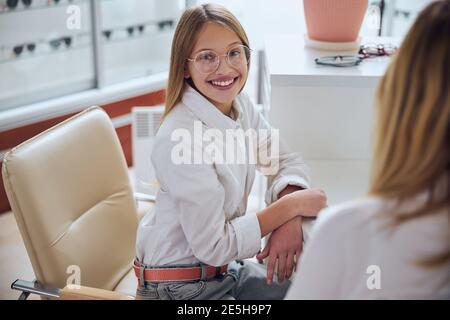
[2,107,139,290]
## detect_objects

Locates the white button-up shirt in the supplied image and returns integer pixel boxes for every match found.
[136,85,310,266]
[285,195,450,299]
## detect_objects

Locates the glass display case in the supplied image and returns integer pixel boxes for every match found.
[100,0,183,85]
[0,0,185,111]
[0,0,95,111]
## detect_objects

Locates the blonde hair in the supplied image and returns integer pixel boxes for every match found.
[163,3,250,119]
[370,0,450,265]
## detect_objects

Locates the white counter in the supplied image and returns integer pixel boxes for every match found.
[263,34,400,205]
[265,35,397,87]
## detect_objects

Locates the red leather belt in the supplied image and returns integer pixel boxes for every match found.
[133,260,228,282]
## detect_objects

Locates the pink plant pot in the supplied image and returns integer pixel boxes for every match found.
[304,0,368,42]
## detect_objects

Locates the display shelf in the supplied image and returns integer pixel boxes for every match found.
[0,0,87,14]
[0,0,184,111]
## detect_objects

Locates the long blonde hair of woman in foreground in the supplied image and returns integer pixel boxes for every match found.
[369,0,450,266]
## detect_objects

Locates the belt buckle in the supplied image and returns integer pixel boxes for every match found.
[215,266,221,275]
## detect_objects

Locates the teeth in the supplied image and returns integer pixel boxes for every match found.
[211,78,234,87]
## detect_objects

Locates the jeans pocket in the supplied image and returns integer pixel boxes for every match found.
[164,281,206,300]
[136,285,160,300]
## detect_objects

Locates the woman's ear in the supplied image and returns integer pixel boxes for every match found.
[184,69,191,79]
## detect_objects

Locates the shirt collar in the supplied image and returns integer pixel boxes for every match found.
[182,84,243,131]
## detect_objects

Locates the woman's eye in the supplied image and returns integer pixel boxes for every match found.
[229,49,241,57]
[198,53,215,61]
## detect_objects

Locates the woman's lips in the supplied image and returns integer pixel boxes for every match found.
[208,77,239,91]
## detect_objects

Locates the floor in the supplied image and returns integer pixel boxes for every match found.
[0,211,37,300]
[0,168,266,300]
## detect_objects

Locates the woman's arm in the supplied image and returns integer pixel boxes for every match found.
[257,188,327,237]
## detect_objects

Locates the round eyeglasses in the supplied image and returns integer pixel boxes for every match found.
[315,55,363,67]
[358,43,397,58]
[187,44,251,74]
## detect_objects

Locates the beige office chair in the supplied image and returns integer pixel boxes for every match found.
[2,106,154,300]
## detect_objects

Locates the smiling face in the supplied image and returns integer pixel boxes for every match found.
[185,22,249,114]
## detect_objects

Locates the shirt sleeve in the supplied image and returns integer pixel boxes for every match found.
[152,132,261,267]
[284,207,345,299]
[243,93,311,204]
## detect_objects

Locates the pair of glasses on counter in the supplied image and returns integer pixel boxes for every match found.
[315,43,398,67]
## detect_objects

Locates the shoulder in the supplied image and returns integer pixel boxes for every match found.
[155,98,204,144]
[311,196,385,240]
[299,197,386,279]
[150,103,196,166]
[157,103,198,138]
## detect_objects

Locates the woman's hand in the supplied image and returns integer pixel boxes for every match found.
[256,187,327,284]
[256,216,303,284]
[287,188,328,217]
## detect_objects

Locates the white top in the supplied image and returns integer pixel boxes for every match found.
[136,85,310,266]
[286,195,450,299]
[264,35,400,88]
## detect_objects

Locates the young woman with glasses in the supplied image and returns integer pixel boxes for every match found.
[134,3,327,300]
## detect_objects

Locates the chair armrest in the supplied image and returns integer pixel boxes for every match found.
[11,279,134,300]
[134,192,156,203]
[60,286,134,300]
[11,279,59,300]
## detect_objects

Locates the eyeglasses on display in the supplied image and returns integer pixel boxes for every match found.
[49,36,72,50]
[158,20,174,31]
[1,0,75,10]
[5,0,32,9]
[102,24,149,41]
[13,43,36,56]
[1,33,91,63]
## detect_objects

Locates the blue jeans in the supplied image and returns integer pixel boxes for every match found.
[135,260,291,300]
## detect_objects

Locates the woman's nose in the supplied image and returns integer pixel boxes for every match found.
[215,55,233,74]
